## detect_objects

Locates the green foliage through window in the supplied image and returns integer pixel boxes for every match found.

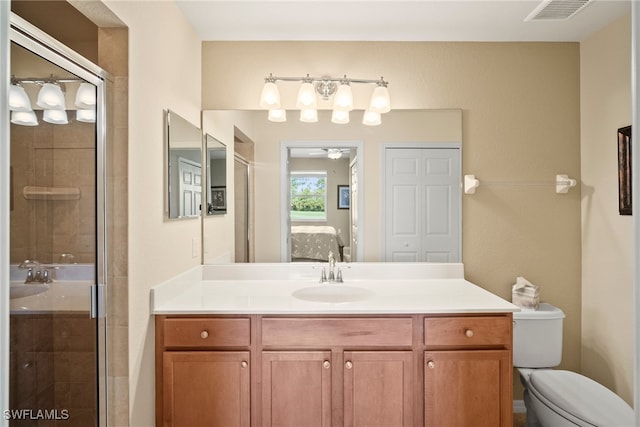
[290,172,327,221]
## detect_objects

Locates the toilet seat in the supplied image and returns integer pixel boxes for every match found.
[528,370,635,427]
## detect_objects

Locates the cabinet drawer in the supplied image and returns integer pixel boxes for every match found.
[424,316,510,348]
[262,317,413,347]
[163,318,250,348]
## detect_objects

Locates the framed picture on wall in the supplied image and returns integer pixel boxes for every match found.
[211,186,227,211]
[337,185,350,209]
[618,125,632,215]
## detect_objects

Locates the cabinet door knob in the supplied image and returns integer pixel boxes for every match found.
[345,361,353,369]
[323,360,331,369]
[200,330,209,339]
[241,361,248,368]
[427,360,435,369]
[465,329,474,338]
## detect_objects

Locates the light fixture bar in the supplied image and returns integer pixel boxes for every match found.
[266,75,386,86]
[261,74,390,125]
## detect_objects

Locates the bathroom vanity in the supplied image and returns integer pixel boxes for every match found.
[152,263,518,427]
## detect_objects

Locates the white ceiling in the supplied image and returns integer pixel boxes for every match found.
[176,0,631,42]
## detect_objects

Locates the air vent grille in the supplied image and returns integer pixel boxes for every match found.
[525,0,592,21]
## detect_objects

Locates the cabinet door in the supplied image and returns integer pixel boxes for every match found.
[424,350,511,427]
[343,351,414,427]
[262,351,332,427]
[163,351,250,427]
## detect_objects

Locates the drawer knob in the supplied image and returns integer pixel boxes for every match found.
[323,361,331,369]
[345,361,353,369]
[465,329,474,338]
[200,330,209,339]
[427,360,435,369]
[241,361,248,368]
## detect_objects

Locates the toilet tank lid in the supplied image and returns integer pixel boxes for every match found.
[513,303,565,320]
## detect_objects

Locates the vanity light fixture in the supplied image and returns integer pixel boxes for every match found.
[75,82,96,109]
[37,82,66,110]
[260,74,390,125]
[9,75,97,126]
[43,109,69,125]
[76,109,96,123]
[11,110,38,126]
[9,83,32,111]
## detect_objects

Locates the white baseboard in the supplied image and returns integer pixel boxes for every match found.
[513,400,527,413]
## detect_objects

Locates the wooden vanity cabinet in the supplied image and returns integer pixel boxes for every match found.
[423,316,513,427]
[261,351,333,427]
[156,313,512,427]
[156,316,251,427]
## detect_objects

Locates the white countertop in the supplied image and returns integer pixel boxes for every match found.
[151,263,519,315]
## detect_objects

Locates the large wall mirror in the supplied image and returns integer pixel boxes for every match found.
[201,109,463,263]
[166,109,203,219]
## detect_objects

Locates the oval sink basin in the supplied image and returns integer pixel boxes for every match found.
[292,285,375,303]
[10,284,49,299]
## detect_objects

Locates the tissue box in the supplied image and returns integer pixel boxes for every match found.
[512,276,540,310]
[512,292,540,310]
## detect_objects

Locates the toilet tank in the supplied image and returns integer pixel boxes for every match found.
[513,303,565,368]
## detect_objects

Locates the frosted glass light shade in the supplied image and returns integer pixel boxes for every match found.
[299,108,318,123]
[75,82,96,109]
[10,84,32,111]
[260,82,281,108]
[11,111,38,126]
[76,109,96,123]
[368,85,391,113]
[268,109,287,122]
[333,84,353,111]
[43,109,68,124]
[37,83,66,110]
[296,82,317,108]
[331,109,350,124]
[362,110,381,126]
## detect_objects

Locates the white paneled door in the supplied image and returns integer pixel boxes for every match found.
[178,157,202,217]
[384,147,461,262]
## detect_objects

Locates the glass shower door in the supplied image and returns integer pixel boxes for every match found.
[7,16,107,427]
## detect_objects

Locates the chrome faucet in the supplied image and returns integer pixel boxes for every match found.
[18,259,55,284]
[314,251,345,284]
[328,251,336,282]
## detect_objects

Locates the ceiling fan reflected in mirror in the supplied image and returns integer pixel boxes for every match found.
[289,147,351,159]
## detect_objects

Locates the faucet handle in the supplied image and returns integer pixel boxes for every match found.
[313,266,327,283]
[18,259,41,269]
[336,265,351,283]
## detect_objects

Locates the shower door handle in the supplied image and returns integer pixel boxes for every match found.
[90,283,106,319]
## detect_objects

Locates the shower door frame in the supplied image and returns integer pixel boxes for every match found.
[5,13,110,427]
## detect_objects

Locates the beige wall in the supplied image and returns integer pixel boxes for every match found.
[202,43,583,384]
[100,1,202,426]
[580,14,633,404]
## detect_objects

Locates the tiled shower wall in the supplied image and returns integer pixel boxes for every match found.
[99,27,129,427]
[9,121,96,265]
[10,313,97,427]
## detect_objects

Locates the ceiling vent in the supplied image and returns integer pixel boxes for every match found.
[525,0,592,21]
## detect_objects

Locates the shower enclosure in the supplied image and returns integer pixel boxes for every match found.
[5,14,108,427]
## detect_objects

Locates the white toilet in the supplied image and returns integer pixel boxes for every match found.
[513,303,635,427]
